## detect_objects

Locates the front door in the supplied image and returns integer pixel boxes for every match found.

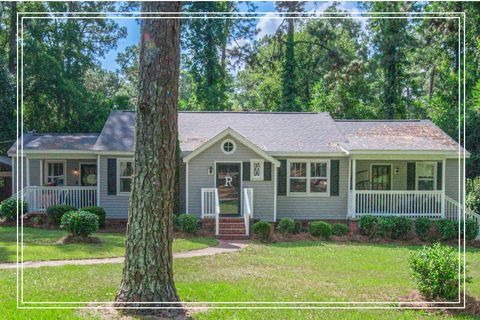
[371,164,392,190]
[80,164,97,186]
[216,163,241,215]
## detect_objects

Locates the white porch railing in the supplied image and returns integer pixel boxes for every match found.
[19,186,97,212]
[201,188,220,235]
[355,190,443,218]
[242,188,254,236]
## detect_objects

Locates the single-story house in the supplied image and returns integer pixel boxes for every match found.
[8,111,476,238]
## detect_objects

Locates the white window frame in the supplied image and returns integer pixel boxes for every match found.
[78,162,97,186]
[117,158,133,196]
[287,159,330,196]
[415,162,437,191]
[221,139,236,155]
[44,160,67,186]
[250,159,264,181]
[370,163,393,191]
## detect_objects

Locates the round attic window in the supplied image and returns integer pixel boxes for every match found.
[221,139,236,155]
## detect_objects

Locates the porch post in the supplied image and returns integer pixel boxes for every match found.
[26,157,30,187]
[352,159,356,218]
[97,155,101,207]
[39,159,43,186]
[441,158,446,218]
[273,164,277,222]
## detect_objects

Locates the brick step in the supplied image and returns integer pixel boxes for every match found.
[219,228,246,235]
[219,219,244,223]
[217,234,250,240]
[219,223,246,228]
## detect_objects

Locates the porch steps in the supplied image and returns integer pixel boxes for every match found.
[217,217,249,240]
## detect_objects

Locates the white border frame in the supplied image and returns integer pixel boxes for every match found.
[78,162,97,187]
[213,160,243,215]
[415,161,438,191]
[15,10,467,311]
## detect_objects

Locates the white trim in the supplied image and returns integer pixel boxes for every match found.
[185,161,189,213]
[415,161,438,191]
[97,155,101,206]
[269,151,348,157]
[116,158,133,196]
[44,160,67,186]
[78,162,97,187]
[39,159,43,186]
[369,163,393,191]
[441,158,446,217]
[221,139,236,155]
[348,150,468,157]
[352,159,357,218]
[286,159,330,197]
[182,127,280,167]
[250,159,264,181]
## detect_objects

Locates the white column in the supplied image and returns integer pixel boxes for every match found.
[273,164,277,222]
[39,159,43,186]
[26,157,30,187]
[185,161,189,214]
[347,158,352,217]
[97,155,101,207]
[352,159,357,218]
[441,158,446,218]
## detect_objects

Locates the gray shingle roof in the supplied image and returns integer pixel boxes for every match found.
[8,111,466,155]
[334,120,465,153]
[93,111,346,153]
[0,156,11,166]
[8,133,99,154]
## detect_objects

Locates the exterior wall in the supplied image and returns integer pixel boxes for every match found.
[445,159,464,202]
[179,162,186,213]
[99,155,130,219]
[276,157,349,220]
[187,134,275,221]
[11,157,27,193]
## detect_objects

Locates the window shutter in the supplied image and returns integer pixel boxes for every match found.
[330,160,340,196]
[437,162,442,190]
[243,161,250,181]
[107,158,117,195]
[407,162,416,190]
[264,162,272,181]
[277,160,287,195]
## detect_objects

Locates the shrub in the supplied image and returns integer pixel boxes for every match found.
[466,177,480,214]
[376,217,396,238]
[32,216,43,226]
[177,214,199,234]
[332,223,348,237]
[409,243,470,300]
[308,221,333,239]
[293,220,302,234]
[60,210,99,237]
[391,217,412,239]
[173,214,180,231]
[276,218,296,235]
[252,221,271,242]
[415,218,432,241]
[461,219,479,241]
[0,198,28,221]
[46,204,76,227]
[435,219,457,241]
[82,206,106,228]
[358,215,378,238]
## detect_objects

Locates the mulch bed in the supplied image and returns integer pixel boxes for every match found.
[399,291,480,317]
[58,235,102,244]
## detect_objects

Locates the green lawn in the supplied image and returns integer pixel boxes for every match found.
[1,241,479,319]
[0,227,218,262]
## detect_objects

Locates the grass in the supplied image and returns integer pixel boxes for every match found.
[0,241,479,319]
[0,227,218,262]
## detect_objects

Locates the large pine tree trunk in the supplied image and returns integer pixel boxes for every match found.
[115,1,182,308]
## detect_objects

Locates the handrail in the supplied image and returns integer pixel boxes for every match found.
[17,186,97,212]
[444,195,480,239]
[243,188,253,236]
[214,188,220,236]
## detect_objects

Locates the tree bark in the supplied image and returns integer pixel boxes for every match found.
[115,1,182,309]
[8,2,17,75]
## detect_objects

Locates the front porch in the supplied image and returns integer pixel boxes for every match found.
[21,186,97,212]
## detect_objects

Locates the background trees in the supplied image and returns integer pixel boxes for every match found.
[0,2,477,176]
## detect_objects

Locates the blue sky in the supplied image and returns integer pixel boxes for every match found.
[98,1,360,71]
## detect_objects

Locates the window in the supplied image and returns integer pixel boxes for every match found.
[288,160,329,195]
[45,161,65,186]
[250,159,264,181]
[221,139,236,155]
[416,162,436,190]
[371,164,392,191]
[118,159,133,194]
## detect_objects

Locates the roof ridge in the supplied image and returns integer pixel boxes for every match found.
[113,110,326,115]
[334,119,423,122]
